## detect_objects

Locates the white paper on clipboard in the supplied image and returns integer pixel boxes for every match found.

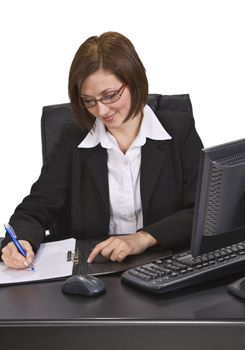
[0,238,75,285]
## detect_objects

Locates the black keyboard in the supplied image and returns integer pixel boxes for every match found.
[121,242,245,294]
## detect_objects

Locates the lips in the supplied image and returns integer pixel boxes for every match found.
[103,113,116,123]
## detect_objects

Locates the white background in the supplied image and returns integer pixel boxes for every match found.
[0,0,244,236]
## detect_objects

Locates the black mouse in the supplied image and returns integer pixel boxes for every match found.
[227,277,245,299]
[62,274,106,296]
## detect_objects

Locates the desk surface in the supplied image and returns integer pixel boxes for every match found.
[1,271,245,350]
[0,273,245,321]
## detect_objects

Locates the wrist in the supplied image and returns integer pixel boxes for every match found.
[136,230,157,248]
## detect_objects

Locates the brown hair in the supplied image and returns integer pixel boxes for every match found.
[68,31,148,130]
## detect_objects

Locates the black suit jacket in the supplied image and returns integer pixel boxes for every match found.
[2,107,203,253]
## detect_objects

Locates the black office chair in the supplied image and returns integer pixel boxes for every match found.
[41,94,193,238]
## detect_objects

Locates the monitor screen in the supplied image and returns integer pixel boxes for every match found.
[191,138,245,257]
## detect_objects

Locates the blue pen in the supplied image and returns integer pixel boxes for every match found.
[3,223,35,271]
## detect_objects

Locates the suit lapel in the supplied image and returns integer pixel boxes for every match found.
[77,140,168,224]
[141,139,168,217]
[85,145,110,213]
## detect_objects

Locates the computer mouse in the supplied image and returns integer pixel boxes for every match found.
[62,274,106,297]
[227,277,245,299]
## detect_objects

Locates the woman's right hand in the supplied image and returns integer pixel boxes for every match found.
[1,240,35,269]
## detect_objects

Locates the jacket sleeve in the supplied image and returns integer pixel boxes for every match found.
[143,112,203,251]
[1,124,76,253]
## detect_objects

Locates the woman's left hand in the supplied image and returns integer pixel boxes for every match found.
[87,231,157,263]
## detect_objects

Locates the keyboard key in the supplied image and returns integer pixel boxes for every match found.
[122,242,245,294]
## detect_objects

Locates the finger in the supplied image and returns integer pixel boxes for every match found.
[100,239,123,259]
[10,240,33,266]
[19,240,33,251]
[116,251,127,262]
[2,241,18,256]
[87,238,114,263]
[10,250,29,268]
[2,241,33,269]
[91,237,130,262]
[87,244,108,263]
[19,241,35,265]
[2,249,29,269]
[2,256,28,269]
[2,242,25,260]
[100,239,130,262]
[110,245,129,262]
[26,251,35,265]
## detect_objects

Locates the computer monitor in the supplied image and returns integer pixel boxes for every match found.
[191,138,245,257]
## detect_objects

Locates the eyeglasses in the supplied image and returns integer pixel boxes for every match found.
[80,84,126,109]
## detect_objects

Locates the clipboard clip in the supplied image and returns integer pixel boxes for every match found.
[67,248,80,264]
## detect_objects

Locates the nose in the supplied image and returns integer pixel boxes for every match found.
[95,101,110,117]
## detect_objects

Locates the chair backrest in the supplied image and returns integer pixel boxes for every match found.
[41,94,192,236]
[41,94,192,162]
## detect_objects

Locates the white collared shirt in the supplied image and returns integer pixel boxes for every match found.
[78,104,171,235]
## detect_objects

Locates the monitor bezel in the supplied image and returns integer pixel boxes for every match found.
[191,138,245,257]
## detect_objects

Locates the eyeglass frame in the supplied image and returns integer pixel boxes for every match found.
[80,84,126,109]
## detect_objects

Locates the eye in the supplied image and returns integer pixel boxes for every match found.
[102,95,113,102]
[82,98,95,107]
[83,98,93,103]
[101,91,117,101]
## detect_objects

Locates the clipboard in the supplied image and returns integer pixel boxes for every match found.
[0,238,76,286]
[0,238,172,286]
[72,238,172,276]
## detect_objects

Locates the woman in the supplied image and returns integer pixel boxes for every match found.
[1,31,203,269]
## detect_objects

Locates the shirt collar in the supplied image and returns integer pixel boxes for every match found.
[77,104,172,149]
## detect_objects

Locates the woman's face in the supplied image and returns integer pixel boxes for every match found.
[80,69,132,131]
